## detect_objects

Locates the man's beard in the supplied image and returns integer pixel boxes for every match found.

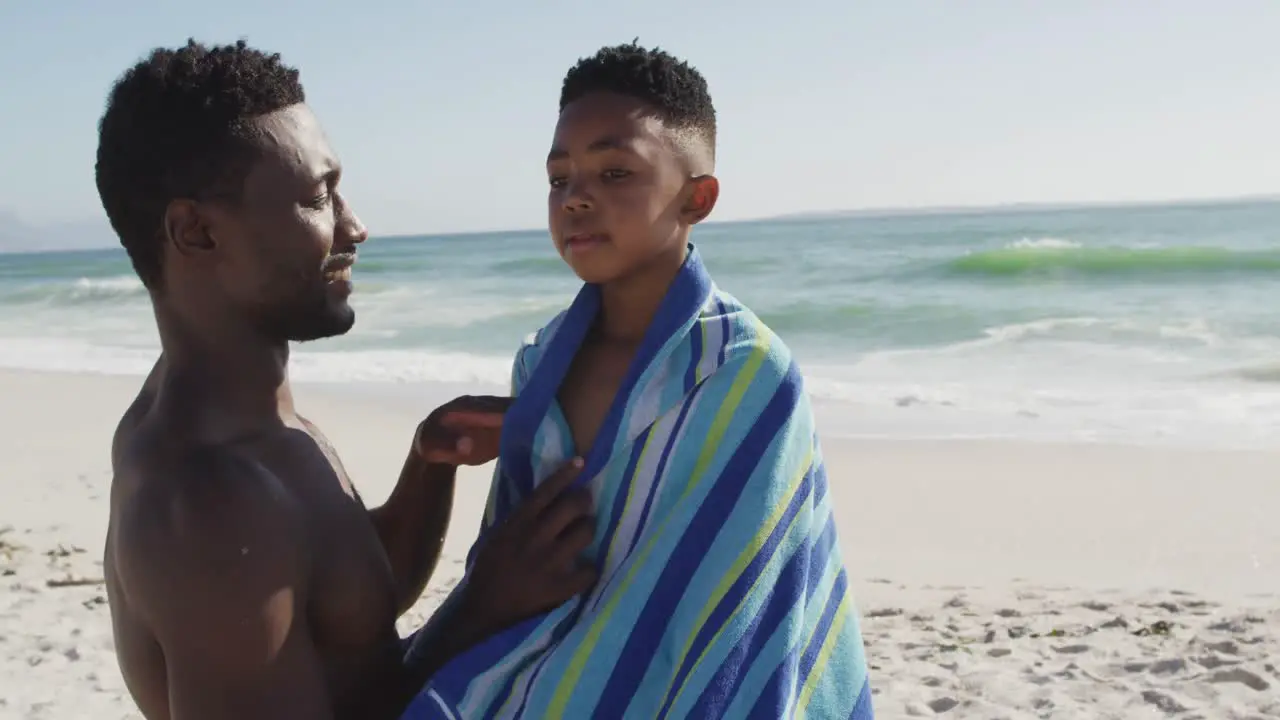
[255,288,356,343]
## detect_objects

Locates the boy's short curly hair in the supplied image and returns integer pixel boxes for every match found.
[560,41,716,169]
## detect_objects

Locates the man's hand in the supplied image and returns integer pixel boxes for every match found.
[414,395,513,466]
[376,395,512,616]
[392,458,599,702]
[460,458,598,632]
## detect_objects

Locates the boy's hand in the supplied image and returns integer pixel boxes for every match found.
[414,395,513,466]
[460,458,597,632]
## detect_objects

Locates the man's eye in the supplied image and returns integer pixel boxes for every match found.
[306,193,331,209]
[602,169,631,181]
[548,176,567,188]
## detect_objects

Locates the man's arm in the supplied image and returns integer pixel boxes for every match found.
[367,449,456,616]
[368,395,512,616]
[115,451,332,720]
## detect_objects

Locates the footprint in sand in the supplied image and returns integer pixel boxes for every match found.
[1193,654,1240,670]
[1208,618,1252,633]
[867,607,905,619]
[1202,639,1240,655]
[927,697,960,713]
[1142,690,1190,713]
[1051,644,1091,655]
[1147,658,1188,675]
[1208,667,1271,692]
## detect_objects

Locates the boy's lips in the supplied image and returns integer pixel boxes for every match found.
[565,233,608,251]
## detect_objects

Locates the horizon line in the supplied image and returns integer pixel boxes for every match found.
[4,192,1277,253]
[375,192,1280,241]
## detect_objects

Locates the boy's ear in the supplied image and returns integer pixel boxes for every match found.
[681,175,720,225]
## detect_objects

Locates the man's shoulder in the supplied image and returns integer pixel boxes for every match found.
[111,440,306,620]
[109,440,318,688]
[116,435,300,541]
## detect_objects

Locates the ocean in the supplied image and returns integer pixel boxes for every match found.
[3,199,1280,449]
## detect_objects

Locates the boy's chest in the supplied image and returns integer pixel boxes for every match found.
[555,339,636,456]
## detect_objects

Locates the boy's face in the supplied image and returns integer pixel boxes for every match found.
[546,91,717,285]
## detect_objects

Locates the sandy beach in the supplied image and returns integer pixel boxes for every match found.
[1,369,1277,719]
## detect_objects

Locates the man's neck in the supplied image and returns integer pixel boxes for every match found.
[596,242,688,347]
[153,302,296,437]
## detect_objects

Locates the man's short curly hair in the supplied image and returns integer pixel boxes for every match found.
[559,42,716,169]
[94,39,305,289]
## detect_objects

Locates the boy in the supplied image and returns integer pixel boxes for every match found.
[402,43,873,719]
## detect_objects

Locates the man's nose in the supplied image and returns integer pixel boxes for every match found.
[338,194,369,245]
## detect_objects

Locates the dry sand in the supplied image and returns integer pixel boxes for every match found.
[1,369,1277,719]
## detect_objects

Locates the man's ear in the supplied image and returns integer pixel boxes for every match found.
[681,175,720,226]
[163,199,217,257]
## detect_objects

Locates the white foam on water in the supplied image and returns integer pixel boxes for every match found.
[799,317,1280,450]
[2,216,1278,451]
[3,324,1279,450]
[287,348,513,386]
[0,336,513,385]
[71,275,145,293]
[353,289,565,330]
[1006,237,1082,250]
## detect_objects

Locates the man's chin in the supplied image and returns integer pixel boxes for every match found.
[286,304,356,343]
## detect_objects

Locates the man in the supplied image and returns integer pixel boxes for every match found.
[96,39,595,720]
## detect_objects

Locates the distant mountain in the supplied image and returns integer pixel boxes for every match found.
[0,210,116,253]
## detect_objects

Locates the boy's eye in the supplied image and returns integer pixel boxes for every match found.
[602,169,631,181]
[548,176,567,188]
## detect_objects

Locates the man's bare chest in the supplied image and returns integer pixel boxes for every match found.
[240,425,398,657]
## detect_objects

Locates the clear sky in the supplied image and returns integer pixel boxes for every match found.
[2,0,1278,237]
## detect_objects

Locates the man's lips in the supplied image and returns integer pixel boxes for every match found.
[323,252,357,282]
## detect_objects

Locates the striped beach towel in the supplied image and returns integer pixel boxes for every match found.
[402,245,873,719]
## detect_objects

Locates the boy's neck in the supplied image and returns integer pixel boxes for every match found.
[595,242,688,347]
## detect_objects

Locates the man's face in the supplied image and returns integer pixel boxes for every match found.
[189,104,367,342]
[546,92,692,285]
